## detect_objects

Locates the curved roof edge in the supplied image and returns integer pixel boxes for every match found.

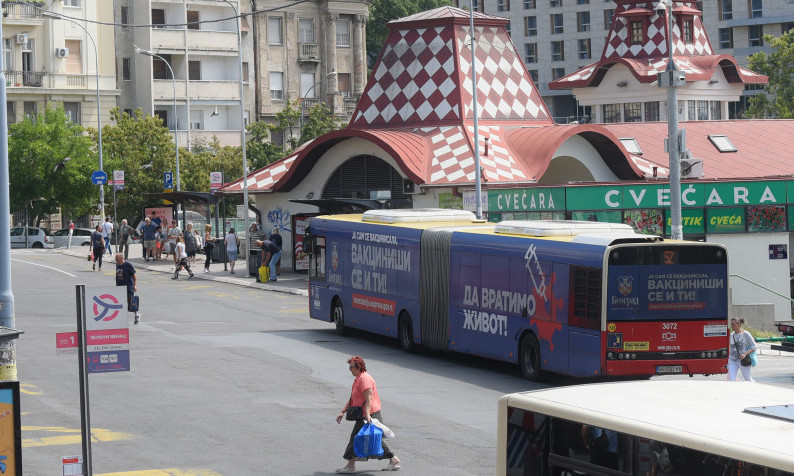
[272,128,430,192]
[551,55,768,90]
[505,124,645,180]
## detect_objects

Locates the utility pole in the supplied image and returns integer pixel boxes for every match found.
[0,15,18,380]
[658,0,685,240]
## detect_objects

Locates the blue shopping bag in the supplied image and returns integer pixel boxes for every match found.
[353,422,384,458]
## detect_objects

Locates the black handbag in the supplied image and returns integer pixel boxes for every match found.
[345,406,363,421]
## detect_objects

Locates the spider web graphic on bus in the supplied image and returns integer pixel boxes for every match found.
[530,270,563,351]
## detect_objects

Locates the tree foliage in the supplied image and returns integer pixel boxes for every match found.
[366,0,452,65]
[99,108,179,222]
[300,103,345,145]
[246,121,285,170]
[8,104,95,225]
[747,30,794,119]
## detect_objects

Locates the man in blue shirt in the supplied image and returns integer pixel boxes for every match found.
[142,217,158,262]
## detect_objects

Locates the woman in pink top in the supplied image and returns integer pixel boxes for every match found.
[335,356,400,473]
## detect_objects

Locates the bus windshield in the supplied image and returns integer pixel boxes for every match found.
[606,244,728,321]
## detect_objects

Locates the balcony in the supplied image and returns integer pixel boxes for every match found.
[3,1,44,24]
[188,80,239,101]
[153,79,188,100]
[298,43,320,63]
[5,70,45,88]
[301,97,321,111]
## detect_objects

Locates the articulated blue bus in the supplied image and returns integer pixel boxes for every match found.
[306,209,729,380]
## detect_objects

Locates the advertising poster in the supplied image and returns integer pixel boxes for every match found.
[292,214,315,272]
[0,382,21,476]
[143,206,175,227]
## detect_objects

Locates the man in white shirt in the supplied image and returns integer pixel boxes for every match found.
[102,217,114,255]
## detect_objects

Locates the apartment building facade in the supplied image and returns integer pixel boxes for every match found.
[252,0,368,145]
[114,0,256,148]
[470,0,792,120]
[3,0,118,128]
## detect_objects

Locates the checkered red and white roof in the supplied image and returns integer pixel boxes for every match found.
[551,1,767,88]
[221,7,653,194]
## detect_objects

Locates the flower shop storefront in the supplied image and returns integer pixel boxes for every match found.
[483,180,793,237]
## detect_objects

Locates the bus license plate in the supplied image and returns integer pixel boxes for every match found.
[656,365,682,374]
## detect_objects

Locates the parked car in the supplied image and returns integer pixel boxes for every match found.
[10,227,54,249]
[51,228,94,248]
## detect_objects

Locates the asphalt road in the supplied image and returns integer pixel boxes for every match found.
[8,249,794,475]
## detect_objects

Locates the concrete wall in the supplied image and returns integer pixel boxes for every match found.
[707,232,792,322]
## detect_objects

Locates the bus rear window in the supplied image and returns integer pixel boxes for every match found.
[608,245,726,266]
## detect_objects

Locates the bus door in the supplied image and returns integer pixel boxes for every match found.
[567,265,603,377]
[528,261,570,375]
[308,233,331,322]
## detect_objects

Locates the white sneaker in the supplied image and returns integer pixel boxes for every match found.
[134,313,141,325]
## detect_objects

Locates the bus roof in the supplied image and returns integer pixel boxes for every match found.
[500,380,794,471]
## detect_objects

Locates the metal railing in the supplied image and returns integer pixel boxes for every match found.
[5,70,46,87]
[3,1,43,20]
[298,43,319,61]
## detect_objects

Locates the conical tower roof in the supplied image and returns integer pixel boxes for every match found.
[350,6,552,128]
[550,0,765,89]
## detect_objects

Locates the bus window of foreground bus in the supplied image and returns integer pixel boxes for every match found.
[497,380,794,476]
[307,210,729,381]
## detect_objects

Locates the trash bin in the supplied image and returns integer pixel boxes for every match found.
[210,243,228,264]
[248,249,261,277]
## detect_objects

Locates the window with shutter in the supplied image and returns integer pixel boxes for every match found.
[65,40,81,74]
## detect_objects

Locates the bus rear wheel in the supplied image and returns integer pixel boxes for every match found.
[398,312,415,353]
[519,333,542,381]
[332,299,347,336]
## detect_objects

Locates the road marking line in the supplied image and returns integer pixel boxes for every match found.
[11,259,77,277]
[22,427,133,447]
[98,469,223,476]
[20,384,42,395]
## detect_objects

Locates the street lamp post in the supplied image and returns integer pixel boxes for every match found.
[136,49,180,194]
[656,0,684,240]
[42,12,105,221]
[469,0,482,219]
[300,72,336,133]
[220,0,250,268]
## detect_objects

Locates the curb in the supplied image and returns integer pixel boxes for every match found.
[56,249,309,297]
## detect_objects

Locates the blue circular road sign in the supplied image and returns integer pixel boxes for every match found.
[91,171,108,185]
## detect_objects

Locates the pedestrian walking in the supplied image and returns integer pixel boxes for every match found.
[90,225,105,271]
[224,228,240,274]
[172,236,195,280]
[142,217,157,262]
[255,238,281,282]
[203,224,216,273]
[115,253,141,324]
[155,225,165,261]
[168,220,182,267]
[269,227,283,276]
[728,317,758,382]
[102,217,114,255]
[183,222,199,268]
[117,219,134,260]
[335,356,401,473]
[67,220,74,249]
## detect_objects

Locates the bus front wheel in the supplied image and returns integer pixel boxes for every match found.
[398,312,415,353]
[332,299,347,336]
[519,333,542,381]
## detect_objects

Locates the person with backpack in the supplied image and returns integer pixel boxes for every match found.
[115,253,141,324]
[90,225,105,271]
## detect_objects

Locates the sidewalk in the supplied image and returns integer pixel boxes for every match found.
[58,248,309,296]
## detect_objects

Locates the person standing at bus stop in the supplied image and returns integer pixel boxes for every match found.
[335,356,401,473]
[728,317,757,382]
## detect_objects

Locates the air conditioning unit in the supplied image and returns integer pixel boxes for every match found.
[55,47,69,58]
[403,179,420,195]
[680,158,704,179]
[15,34,28,45]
